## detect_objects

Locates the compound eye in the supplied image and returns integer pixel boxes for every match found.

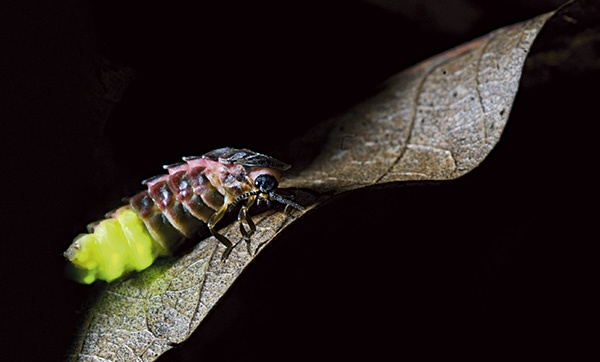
[254,174,278,193]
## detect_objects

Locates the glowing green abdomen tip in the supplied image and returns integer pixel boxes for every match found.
[65,208,160,284]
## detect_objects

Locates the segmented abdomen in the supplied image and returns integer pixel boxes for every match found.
[65,155,250,284]
[131,161,228,253]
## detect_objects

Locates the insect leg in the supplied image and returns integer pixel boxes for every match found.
[237,196,257,254]
[283,204,296,219]
[207,205,235,261]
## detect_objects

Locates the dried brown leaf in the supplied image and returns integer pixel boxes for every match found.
[281,12,552,192]
[67,8,559,362]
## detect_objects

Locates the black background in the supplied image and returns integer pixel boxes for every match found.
[1,0,594,361]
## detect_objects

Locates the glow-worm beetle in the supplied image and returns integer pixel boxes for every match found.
[64,147,303,284]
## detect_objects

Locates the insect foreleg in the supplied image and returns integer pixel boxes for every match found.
[237,196,257,254]
[208,205,235,261]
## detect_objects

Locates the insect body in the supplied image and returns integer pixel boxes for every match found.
[64,147,303,284]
